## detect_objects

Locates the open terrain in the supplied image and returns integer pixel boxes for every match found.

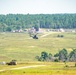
[0,62,76,75]
[0,32,76,62]
[0,31,76,75]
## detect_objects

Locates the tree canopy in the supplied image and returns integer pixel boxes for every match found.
[36,48,76,62]
[0,14,76,32]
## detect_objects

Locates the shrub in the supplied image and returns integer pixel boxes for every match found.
[54,53,59,57]
[75,63,76,67]
[57,35,64,38]
[54,58,59,62]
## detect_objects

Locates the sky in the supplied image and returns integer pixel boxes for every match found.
[0,0,76,14]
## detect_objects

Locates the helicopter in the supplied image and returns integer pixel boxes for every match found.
[28,27,39,39]
[33,34,38,39]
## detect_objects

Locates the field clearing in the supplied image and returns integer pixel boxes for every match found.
[0,32,76,75]
[0,62,76,75]
[0,32,76,62]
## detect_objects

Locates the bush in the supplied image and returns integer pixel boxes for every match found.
[54,59,59,62]
[35,56,40,61]
[65,65,68,67]
[57,35,64,38]
[54,53,59,57]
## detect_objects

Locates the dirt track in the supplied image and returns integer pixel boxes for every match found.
[0,65,45,72]
[41,33,52,38]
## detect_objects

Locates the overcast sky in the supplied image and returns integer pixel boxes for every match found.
[0,0,76,14]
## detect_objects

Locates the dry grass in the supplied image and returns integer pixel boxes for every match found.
[0,62,76,75]
[0,32,76,62]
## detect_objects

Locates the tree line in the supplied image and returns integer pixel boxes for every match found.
[0,14,76,32]
[35,48,76,62]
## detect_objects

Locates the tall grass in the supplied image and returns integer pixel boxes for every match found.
[0,32,76,62]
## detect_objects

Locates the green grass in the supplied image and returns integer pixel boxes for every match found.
[0,32,76,75]
[0,32,76,62]
[0,62,76,75]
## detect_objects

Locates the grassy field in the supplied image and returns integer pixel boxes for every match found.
[0,32,76,75]
[0,32,76,62]
[0,62,76,75]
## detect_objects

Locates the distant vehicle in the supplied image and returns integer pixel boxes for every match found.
[7,60,17,65]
